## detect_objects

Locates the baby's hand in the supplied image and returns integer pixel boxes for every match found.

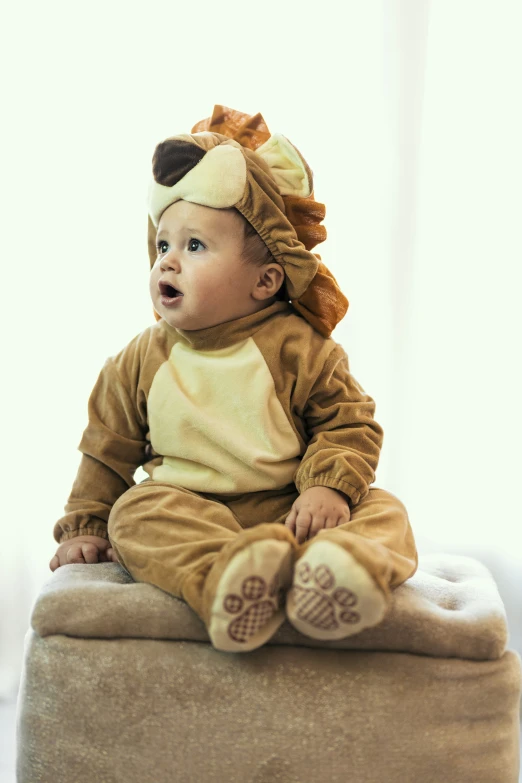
[284,486,351,545]
[49,535,119,572]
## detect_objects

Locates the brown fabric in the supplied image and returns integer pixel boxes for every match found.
[105,484,415,626]
[291,258,349,339]
[148,104,348,337]
[53,299,396,653]
[54,303,384,544]
[191,103,271,151]
[31,554,508,661]
[283,194,327,251]
[152,138,207,186]
[231,142,319,297]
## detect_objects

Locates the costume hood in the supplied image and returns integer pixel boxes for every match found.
[147,105,348,337]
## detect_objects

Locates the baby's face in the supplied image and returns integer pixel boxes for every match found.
[150,201,271,330]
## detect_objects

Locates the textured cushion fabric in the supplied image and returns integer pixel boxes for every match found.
[16,553,522,783]
[17,633,521,783]
[31,553,508,660]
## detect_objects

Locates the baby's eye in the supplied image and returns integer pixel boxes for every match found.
[156,240,169,255]
[188,238,204,252]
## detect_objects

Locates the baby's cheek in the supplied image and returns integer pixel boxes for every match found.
[149,271,159,296]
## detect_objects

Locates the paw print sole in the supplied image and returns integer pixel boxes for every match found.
[208,539,294,652]
[286,540,387,641]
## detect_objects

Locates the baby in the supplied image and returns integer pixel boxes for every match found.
[50,105,418,653]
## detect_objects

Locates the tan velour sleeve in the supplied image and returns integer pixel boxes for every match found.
[53,357,147,544]
[294,344,384,506]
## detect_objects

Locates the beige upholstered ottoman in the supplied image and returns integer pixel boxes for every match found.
[16,554,521,782]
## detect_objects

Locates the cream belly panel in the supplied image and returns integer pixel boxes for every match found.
[147,337,301,493]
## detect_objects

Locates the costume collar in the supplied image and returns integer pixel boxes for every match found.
[161,301,291,351]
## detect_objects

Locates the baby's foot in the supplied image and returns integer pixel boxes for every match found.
[286,540,387,640]
[208,539,293,652]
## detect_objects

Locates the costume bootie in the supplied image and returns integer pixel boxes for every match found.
[286,538,388,641]
[199,523,298,653]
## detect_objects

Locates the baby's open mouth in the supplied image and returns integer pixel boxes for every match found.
[159,281,183,298]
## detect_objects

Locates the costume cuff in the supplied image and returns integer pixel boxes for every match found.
[297,475,365,507]
[58,527,110,544]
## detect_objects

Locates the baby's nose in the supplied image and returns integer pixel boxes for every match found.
[161,251,181,272]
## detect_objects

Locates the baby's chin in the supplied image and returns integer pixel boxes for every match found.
[155,302,218,331]
[153,295,267,331]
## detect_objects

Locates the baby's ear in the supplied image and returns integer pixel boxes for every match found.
[254,134,313,198]
[253,263,285,300]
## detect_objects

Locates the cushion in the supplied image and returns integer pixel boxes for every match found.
[32,553,508,660]
[18,553,522,783]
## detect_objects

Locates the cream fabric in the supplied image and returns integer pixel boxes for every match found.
[146,337,301,492]
[254,133,312,197]
[54,302,383,544]
[147,140,246,225]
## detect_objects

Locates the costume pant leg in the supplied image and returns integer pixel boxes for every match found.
[107,480,297,626]
[298,487,418,598]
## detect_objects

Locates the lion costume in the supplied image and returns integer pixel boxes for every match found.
[54,106,417,652]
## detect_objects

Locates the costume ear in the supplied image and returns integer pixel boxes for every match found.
[254,133,312,198]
